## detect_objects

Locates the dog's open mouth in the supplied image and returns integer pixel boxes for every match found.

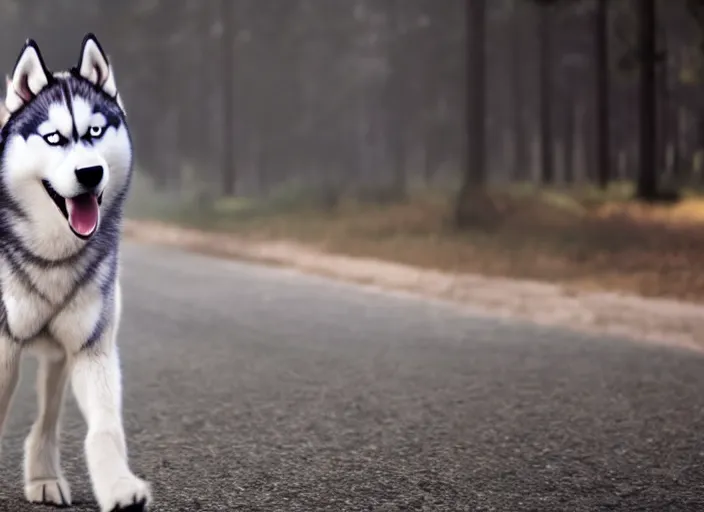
[42,180,103,239]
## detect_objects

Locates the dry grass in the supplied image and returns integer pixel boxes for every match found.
[132,183,704,303]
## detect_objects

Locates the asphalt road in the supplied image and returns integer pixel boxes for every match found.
[1,242,704,511]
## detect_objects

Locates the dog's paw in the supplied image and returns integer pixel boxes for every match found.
[100,476,151,512]
[25,477,72,507]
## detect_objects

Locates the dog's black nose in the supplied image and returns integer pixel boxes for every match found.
[75,165,103,189]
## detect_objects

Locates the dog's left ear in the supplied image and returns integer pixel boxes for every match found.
[77,33,118,98]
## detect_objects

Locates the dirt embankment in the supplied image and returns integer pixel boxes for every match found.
[124,219,704,353]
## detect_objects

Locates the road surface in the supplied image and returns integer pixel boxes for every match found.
[1,242,704,511]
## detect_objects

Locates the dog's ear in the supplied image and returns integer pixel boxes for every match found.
[5,39,52,113]
[0,91,11,129]
[77,33,117,97]
[0,79,11,128]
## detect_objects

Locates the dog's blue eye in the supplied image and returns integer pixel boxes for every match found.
[43,132,67,147]
[89,126,105,139]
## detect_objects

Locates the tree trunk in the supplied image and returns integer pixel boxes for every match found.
[423,141,433,186]
[386,79,406,198]
[595,0,610,189]
[454,0,487,225]
[563,101,575,185]
[511,0,527,181]
[387,0,406,198]
[583,99,596,183]
[658,57,669,178]
[538,3,554,185]
[636,0,658,200]
[221,0,236,196]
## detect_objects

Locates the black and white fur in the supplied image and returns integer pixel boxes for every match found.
[0,35,151,511]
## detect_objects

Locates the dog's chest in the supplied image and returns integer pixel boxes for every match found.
[0,254,109,347]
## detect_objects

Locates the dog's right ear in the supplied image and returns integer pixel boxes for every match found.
[5,39,52,114]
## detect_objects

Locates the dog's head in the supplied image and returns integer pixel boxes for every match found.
[0,34,130,248]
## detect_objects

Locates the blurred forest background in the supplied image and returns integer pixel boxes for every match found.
[3,0,704,301]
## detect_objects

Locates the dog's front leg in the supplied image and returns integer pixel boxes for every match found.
[24,353,72,506]
[71,322,151,512]
[0,337,20,454]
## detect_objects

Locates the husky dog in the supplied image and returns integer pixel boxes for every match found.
[0,35,151,511]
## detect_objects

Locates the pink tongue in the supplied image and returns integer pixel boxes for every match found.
[66,194,99,236]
